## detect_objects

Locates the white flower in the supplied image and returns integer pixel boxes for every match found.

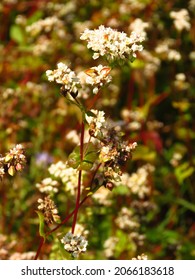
[170,9,191,31]
[26,16,65,37]
[80,65,112,94]
[80,25,144,62]
[129,18,149,40]
[104,236,119,258]
[61,232,88,258]
[36,177,59,193]
[85,110,106,136]
[132,253,148,260]
[48,161,81,195]
[117,164,154,199]
[46,63,80,94]
[115,207,140,230]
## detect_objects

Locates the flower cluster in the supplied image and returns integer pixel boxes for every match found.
[85,110,106,137]
[61,232,88,258]
[0,234,35,260]
[119,0,147,13]
[37,196,60,226]
[155,39,181,61]
[170,152,182,167]
[170,9,191,31]
[119,164,155,199]
[104,236,119,258]
[80,25,145,62]
[48,161,79,195]
[140,50,161,77]
[46,63,80,97]
[85,109,137,184]
[36,177,59,194]
[101,138,137,184]
[129,18,150,40]
[115,207,140,230]
[26,16,65,37]
[0,144,26,178]
[121,108,145,131]
[81,65,112,94]
[132,253,148,260]
[92,187,112,206]
[174,73,189,90]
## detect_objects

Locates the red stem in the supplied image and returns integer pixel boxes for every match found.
[34,123,103,259]
[34,237,44,260]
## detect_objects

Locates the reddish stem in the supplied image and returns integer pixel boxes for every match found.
[34,123,103,260]
[34,237,45,260]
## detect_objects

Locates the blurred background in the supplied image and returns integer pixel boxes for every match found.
[0,0,195,259]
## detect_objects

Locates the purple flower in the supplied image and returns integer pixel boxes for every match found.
[35,152,53,167]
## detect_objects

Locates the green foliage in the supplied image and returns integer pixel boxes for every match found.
[68,143,97,171]
[35,211,46,242]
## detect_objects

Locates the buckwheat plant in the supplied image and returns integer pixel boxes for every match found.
[34,25,144,260]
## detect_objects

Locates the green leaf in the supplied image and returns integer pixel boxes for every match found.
[27,10,43,25]
[133,145,156,161]
[176,198,195,213]
[130,59,145,69]
[35,211,46,241]
[67,146,80,169]
[80,160,93,171]
[68,143,97,171]
[10,25,25,44]
[174,162,194,184]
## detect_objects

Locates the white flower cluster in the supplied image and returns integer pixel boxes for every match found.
[121,108,145,130]
[48,161,79,195]
[61,232,88,258]
[74,224,89,237]
[33,36,54,56]
[119,0,147,14]
[174,73,189,90]
[46,63,112,97]
[85,110,106,136]
[141,50,161,77]
[104,236,119,258]
[81,65,112,94]
[170,9,191,31]
[26,16,65,37]
[46,63,80,95]
[119,164,155,199]
[132,253,148,260]
[36,177,59,193]
[92,187,112,206]
[129,18,149,40]
[115,207,140,230]
[80,25,144,61]
[155,39,181,61]
[46,1,76,17]
[170,152,182,167]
